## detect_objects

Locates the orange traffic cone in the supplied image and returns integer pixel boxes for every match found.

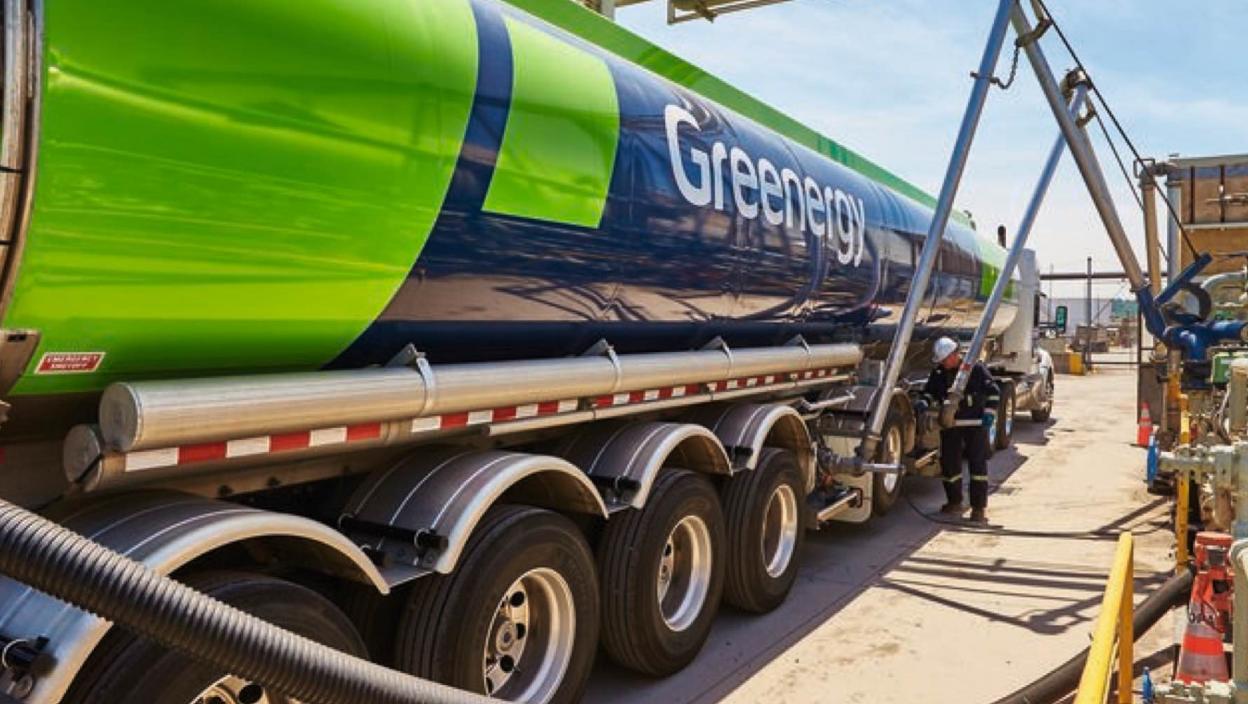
[1176,619,1228,683]
[1137,403,1153,447]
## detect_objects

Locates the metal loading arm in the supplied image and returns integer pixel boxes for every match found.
[1011,5,1246,361]
[941,84,1088,422]
[859,0,1016,458]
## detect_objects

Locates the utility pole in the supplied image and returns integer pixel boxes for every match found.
[1085,256,1093,370]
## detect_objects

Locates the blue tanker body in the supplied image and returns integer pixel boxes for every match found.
[331,0,1015,368]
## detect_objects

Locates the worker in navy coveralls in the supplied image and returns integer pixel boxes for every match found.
[925,336,1000,524]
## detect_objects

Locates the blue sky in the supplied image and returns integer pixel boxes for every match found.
[614,0,1248,297]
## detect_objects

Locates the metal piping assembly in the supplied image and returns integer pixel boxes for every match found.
[100,341,862,453]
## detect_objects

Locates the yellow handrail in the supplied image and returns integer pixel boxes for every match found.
[1176,393,1191,570]
[1075,532,1134,704]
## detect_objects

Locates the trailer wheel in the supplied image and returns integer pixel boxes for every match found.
[1031,372,1054,422]
[598,468,725,675]
[994,380,1016,451]
[394,504,598,704]
[721,448,804,613]
[871,409,906,516]
[64,571,366,704]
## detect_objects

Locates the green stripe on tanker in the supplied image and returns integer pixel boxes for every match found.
[499,0,968,226]
[483,17,620,228]
[973,238,1016,301]
[3,0,479,395]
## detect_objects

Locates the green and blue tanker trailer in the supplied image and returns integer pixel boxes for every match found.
[0,0,1053,701]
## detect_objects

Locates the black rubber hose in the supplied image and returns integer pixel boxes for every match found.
[0,498,491,704]
[990,568,1194,704]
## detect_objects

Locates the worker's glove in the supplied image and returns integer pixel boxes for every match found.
[981,412,996,429]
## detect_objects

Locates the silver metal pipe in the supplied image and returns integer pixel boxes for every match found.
[1231,358,1248,436]
[946,85,1088,405]
[1167,181,1183,280]
[72,369,849,491]
[1203,271,1247,295]
[815,491,860,523]
[858,462,903,474]
[1232,540,1248,694]
[100,343,863,452]
[797,394,855,413]
[862,0,1015,451]
[1011,6,1147,293]
[1141,173,1162,296]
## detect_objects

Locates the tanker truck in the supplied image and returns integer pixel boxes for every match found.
[0,0,1054,702]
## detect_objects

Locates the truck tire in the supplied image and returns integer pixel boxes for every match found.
[871,409,906,515]
[1031,372,1054,422]
[721,448,804,613]
[341,580,405,663]
[64,570,366,704]
[598,468,725,676]
[394,504,598,704]
[994,380,1016,451]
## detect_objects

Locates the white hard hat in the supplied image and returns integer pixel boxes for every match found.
[932,337,959,364]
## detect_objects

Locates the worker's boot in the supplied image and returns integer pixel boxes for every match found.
[969,507,988,524]
[939,501,965,515]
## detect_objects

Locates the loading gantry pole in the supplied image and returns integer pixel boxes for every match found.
[860,0,1015,460]
[941,83,1089,423]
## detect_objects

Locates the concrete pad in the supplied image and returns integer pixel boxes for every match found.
[584,368,1174,703]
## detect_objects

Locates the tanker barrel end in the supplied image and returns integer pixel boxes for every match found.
[63,424,104,490]
[98,382,142,452]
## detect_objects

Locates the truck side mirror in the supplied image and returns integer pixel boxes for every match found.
[1055,305,1068,335]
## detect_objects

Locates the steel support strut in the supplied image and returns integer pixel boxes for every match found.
[941,84,1089,422]
[1007,3,1169,341]
[1140,168,1163,296]
[861,0,1015,457]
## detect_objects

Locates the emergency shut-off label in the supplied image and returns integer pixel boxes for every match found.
[36,352,105,374]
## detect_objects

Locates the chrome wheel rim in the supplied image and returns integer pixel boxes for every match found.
[880,425,902,493]
[483,568,576,703]
[193,676,285,704]
[987,416,998,446]
[761,484,798,578]
[657,515,712,632]
[1004,395,1015,437]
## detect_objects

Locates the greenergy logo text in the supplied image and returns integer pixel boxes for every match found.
[665,104,866,267]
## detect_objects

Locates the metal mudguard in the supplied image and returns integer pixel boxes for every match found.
[339,448,607,583]
[555,422,731,511]
[683,403,815,492]
[0,491,388,704]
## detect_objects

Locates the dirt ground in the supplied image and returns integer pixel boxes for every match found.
[585,367,1175,703]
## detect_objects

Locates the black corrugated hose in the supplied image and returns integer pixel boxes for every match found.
[990,568,1194,704]
[0,498,491,704]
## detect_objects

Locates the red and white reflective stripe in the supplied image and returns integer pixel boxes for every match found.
[119,366,844,473]
[412,398,579,433]
[124,422,384,472]
[594,382,704,408]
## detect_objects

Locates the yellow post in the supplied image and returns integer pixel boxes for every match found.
[1069,351,1085,376]
[1176,468,1189,571]
[1179,393,1190,444]
[1074,533,1134,704]
[1176,392,1191,571]
[1117,540,1134,704]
